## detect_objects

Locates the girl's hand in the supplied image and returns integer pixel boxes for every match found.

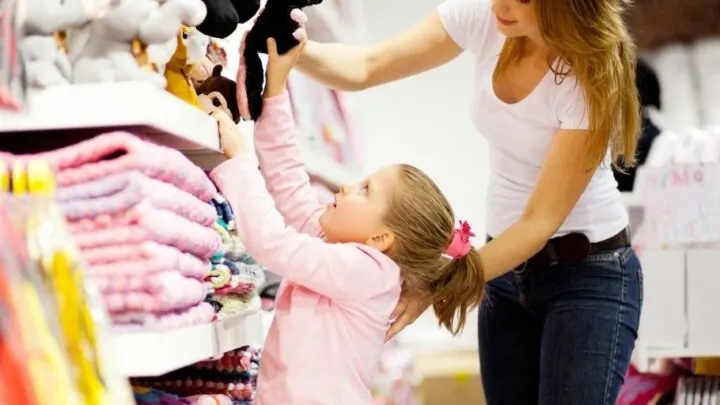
[264,16,308,98]
[212,110,246,158]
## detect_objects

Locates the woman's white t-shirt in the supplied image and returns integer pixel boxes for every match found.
[437,0,628,242]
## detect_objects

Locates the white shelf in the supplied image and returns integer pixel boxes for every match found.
[0,82,221,152]
[112,311,267,377]
[214,311,266,356]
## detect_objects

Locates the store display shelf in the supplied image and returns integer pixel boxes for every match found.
[633,344,720,372]
[112,311,267,377]
[113,323,215,377]
[214,312,266,356]
[0,82,221,152]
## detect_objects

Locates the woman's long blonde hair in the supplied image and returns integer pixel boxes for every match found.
[496,0,641,169]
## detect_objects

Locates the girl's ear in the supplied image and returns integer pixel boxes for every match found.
[212,64,224,77]
[367,230,395,253]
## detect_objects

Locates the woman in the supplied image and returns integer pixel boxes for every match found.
[296,0,643,404]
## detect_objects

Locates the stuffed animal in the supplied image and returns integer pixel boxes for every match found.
[238,1,320,121]
[189,57,216,90]
[70,0,206,88]
[164,25,208,107]
[196,0,261,39]
[20,0,110,88]
[197,65,241,123]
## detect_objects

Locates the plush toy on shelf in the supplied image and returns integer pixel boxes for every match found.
[196,0,261,39]
[237,0,321,121]
[70,0,207,88]
[197,65,241,123]
[188,57,216,90]
[21,0,111,88]
[164,25,209,107]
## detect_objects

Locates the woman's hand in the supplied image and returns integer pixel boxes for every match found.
[212,110,246,158]
[264,13,308,98]
[386,288,432,341]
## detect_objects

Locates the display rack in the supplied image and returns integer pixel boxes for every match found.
[113,312,266,377]
[626,188,720,372]
[0,82,222,152]
[0,83,270,380]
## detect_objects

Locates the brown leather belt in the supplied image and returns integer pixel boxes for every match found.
[488,229,631,271]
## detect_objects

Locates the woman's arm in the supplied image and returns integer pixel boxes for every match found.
[211,157,399,302]
[253,92,325,237]
[296,12,463,91]
[478,128,597,280]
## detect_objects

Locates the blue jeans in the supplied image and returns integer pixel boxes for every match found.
[478,246,643,405]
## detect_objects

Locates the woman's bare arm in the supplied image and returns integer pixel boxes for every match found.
[296,12,463,91]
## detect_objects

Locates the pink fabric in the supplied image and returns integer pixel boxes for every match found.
[80,241,210,279]
[111,302,215,330]
[69,201,222,259]
[616,364,681,405]
[58,171,217,226]
[98,270,207,313]
[4,132,216,201]
[210,92,401,405]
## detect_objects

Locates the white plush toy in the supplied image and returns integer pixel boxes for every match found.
[21,0,111,88]
[70,0,207,87]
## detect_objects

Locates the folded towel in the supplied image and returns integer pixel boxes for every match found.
[59,171,216,226]
[8,132,215,201]
[81,241,210,279]
[70,202,221,259]
[98,271,208,313]
[111,302,215,330]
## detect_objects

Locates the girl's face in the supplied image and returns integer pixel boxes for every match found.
[491,0,539,38]
[319,166,397,251]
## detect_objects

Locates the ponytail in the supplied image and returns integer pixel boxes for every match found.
[430,249,485,336]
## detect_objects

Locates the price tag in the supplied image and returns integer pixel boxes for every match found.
[634,164,720,247]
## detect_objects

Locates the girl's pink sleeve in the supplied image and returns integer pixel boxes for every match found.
[211,157,399,302]
[252,92,325,237]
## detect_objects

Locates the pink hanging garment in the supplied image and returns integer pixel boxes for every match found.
[97,270,208,314]
[81,241,210,279]
[111,301,215,330]
[4,132,216,201]
[70,202,222,259]
[58,171,217,226]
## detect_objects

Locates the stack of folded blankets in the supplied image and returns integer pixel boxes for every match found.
[132,345,263,404]
[2,132,266,330]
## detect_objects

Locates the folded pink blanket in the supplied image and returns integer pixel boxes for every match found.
[80,241,210,279]
[59,171,216,226]
[111,302,215,330]
[70,202,222,259]
[96,270,208,313]
[7,132,216,201]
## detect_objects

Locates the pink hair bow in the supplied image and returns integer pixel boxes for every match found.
[445,220,475,259]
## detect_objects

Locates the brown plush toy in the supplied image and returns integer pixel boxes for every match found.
[197,65,241,123]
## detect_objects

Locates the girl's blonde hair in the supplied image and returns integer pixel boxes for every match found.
[497,0,641,169]
[384,164,485,335]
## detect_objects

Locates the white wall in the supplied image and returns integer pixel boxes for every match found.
[355,0,489,351]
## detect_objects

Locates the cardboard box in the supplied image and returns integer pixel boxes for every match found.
[414,350,485,405]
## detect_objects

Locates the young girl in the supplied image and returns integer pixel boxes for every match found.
[209,35,484,405]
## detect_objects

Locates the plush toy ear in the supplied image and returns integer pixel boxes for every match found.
[230,0,261,24]
[212,64,224,77]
